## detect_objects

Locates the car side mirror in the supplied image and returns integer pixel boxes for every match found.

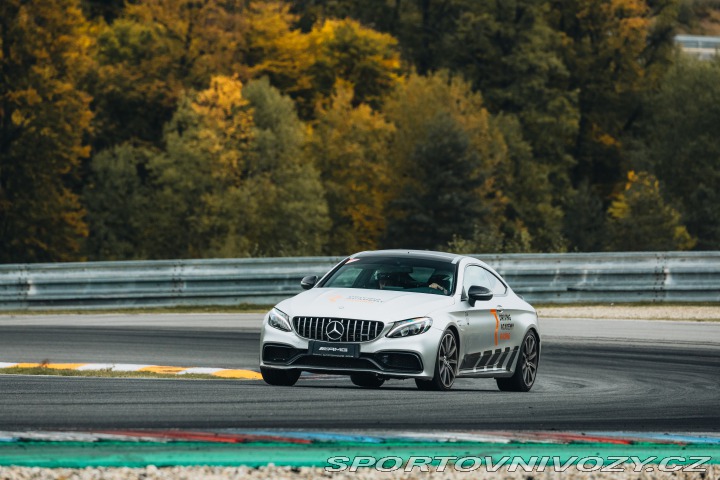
[300,275,318,290]
[467,285,493,306]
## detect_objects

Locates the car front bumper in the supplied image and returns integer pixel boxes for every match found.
[259,317,443,379]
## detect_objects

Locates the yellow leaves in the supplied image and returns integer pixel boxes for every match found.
[310,18,401,71]
[10,110,29,127]
[384,71,505,204]
[165,75,255,184]
[626,170,638,188]
[674,226,697,251]
[607,170,697,251]
[193,76,249,121]
[245,1,310,87]
[124,0,248,87]
[309,82,395,253]
[607,194,630,220]
[307,18,403,110]
[0,0,95,258]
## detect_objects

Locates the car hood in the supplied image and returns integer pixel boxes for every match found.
[278,288,455,323]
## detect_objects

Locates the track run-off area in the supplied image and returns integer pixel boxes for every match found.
[0,313,718,430]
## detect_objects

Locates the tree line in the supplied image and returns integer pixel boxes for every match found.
[1,0,719,263]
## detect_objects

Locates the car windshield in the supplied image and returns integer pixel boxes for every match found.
[321,256,456,296]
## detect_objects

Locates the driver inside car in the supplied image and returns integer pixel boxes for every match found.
[427,272,451,295]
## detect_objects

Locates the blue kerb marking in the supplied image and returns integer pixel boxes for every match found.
[223,430,386,444]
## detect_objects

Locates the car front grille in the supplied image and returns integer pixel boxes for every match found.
[292,317,384,342]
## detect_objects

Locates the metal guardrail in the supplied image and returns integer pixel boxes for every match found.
[675,34,720,59]
[0,252,718,310]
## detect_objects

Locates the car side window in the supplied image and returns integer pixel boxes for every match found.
[482,268,507,296]
[463,265,491,295]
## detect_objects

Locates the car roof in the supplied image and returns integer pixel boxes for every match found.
[352,249,466,264]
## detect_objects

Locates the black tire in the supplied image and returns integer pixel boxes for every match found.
[496,330,539,392]
[260,367,301,386]
[350,373,385,388]
[415,329,458,391]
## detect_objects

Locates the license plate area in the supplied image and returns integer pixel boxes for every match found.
[309,341,359,357]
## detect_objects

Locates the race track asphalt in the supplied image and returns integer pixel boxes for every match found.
[0,314,718,430]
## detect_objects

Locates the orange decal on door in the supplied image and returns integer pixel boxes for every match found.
[490,309,500,346]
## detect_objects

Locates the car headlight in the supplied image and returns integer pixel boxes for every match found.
[386,317,433,338]
[268,308,292,332]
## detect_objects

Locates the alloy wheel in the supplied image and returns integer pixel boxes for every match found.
[521,333,538,387]
[438,332,458,388]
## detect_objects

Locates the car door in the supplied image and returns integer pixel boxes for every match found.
[481,267,514,351]
[485,268,534,364]
[458,265,499,372]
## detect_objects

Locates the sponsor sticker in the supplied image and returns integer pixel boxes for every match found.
[346,295,383,303]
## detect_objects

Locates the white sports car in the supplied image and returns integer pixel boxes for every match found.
[259,250,540,391]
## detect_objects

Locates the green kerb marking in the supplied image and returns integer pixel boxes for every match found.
[0,441,718,468]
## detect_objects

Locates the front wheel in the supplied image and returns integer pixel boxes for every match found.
[261,367,300,386]
[415,330,458,391]
[350,373,385,388]
[496,330,539,392]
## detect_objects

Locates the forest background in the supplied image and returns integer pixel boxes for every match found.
[2,0,720,263]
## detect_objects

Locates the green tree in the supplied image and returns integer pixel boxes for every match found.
[418,1,578,251]
[563,180,606,252]
[0,0,93,263]
[385,113,495,250]
[383,72,517,250]
[308,84,395,254]
[81,0,124,22]
[306,19,403,112]
[242,2,314,102]
[452,0,579,174]
[243,77,330,256]
[629,55,720,249]
[146,75,256,259]
[606,171,695,251]
[84,143,156,260]
[91,18,177,149]
[548,0,679,196]
[298,0,466,75]
[494,115,568,252]
[90,0,250,149]
[288,0,589,253]
[87,75,333,260]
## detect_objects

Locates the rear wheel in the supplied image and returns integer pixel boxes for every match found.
[415,330,458,391]
[496,330,539,392]
[260,367,300,386]
[350,373,385,388]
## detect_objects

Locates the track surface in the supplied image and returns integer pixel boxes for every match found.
[0,314,719,430]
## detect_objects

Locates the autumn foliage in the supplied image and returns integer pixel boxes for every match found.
[1,0,718,263]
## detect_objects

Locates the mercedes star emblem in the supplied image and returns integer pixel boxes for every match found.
[325,320,345,341]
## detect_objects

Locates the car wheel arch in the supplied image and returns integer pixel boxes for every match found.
[527,327,541,353]
[509,327,540,374]
[427,323,460,377]
[445,324,461,366]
